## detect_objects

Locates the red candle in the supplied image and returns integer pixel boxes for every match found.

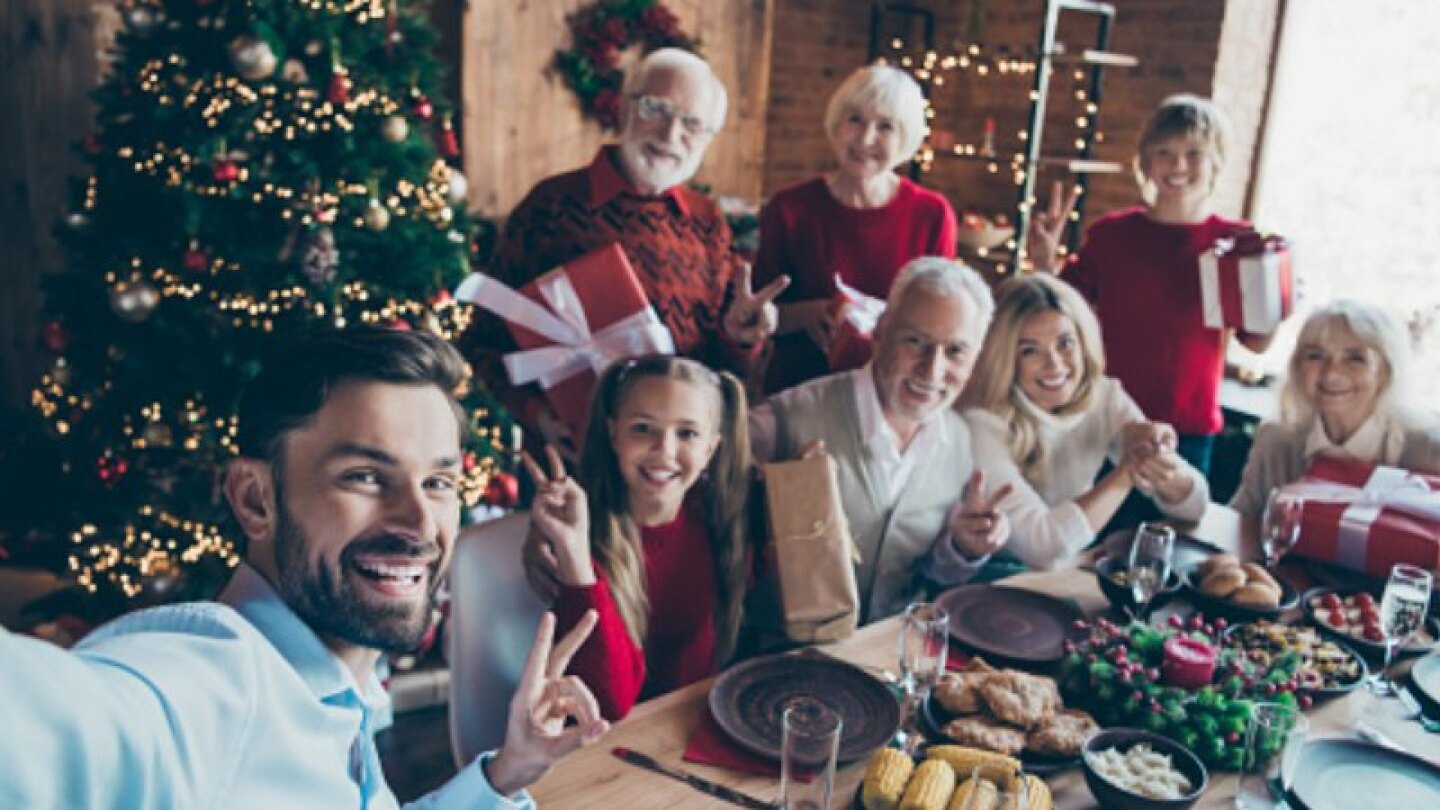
[1162,636,1217,689]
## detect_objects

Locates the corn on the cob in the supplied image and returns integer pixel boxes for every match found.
[946,776,998,810]
[924,746,1022,789]
[861,748,915,810]
[899,759,957,810]
[1020,773,1052,810]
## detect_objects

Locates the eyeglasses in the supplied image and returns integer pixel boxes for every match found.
[631,95,713,137]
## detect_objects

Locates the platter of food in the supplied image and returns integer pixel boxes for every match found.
[855,744,1053,810]
[1302,587,1440,657]
[1178,554,1299,621]
[1080,728,1207,810]
[917,657,1090,774]
[1220,620,1367,698]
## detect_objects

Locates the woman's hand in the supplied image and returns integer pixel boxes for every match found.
[522,446,594,588]
[1025,180,1080,273]
[949,470,1015,560]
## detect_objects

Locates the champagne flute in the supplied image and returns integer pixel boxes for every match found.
[1260,490,1305,569]
[1368,563,1433,696]
[1128,522,1175,622]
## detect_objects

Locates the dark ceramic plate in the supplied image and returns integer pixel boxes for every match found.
[934,584,1081,668]
[1220,621,1368,698]
[1300,586,1440,658]
[917,693,1079,775]
[1407,651,1440,719]
[1284,739,1440,810]
[1177,561,1300,621]
[708,653,899,764]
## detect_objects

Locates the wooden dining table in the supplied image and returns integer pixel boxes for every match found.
[379,506,1440,808]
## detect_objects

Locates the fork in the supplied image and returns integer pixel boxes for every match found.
[1398,687,1440,733]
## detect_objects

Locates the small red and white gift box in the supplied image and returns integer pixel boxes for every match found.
[456,243,675,441]
[1198,230,1294,334]
[1280,456,1440,578]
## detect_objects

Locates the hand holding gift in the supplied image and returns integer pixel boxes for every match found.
[1198,227,1294,334]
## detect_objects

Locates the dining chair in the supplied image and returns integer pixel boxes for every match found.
[446,510,547,767]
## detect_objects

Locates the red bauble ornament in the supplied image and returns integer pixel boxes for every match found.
[182,244,208,272]
[212,159,240,183]
[485,471,520,509]
[413,95,434,122]
[384,318,412,331]
[462,452,478,472]
[439,119,460,159]
[83,132,103,155]
[42,321,69,353]
[430,290,453,307]
[328,67,352,105]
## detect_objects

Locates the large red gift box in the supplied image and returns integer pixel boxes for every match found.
[456,243,675,442]
[1198,230,1294,334]
[1280,456,1440,577]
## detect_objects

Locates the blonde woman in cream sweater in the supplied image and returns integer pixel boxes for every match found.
[960,274,1209,571]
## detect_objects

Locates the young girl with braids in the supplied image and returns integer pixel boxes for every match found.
[522,355,752,721]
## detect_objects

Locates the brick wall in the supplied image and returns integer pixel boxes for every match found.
[761,0,1265,239]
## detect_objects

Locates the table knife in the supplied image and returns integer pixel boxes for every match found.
[611,747,776,810]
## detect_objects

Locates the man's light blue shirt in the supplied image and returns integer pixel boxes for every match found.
[0,563,533,809]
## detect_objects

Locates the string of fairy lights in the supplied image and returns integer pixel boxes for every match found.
[882,36,1107,270]
[39,0,504,599]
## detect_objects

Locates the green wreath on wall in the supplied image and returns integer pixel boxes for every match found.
[554,0,700,130]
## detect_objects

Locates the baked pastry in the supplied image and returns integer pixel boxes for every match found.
[942,715,1028,756]
[1026,708,1099,757]
[935,672,992,715]
[1242,563,1280,592]
[977,670,1061,729]
[1200,566,1246,597]
[1197,553,1240,579]
[1232,582,1281,607]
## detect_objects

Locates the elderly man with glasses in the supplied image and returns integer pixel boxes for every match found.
[460,48,786,458]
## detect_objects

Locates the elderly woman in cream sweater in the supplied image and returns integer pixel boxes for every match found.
[1230,299,1440,518]
[959,274,1209,572]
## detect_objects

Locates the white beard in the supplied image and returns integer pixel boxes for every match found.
[619,138,703,194]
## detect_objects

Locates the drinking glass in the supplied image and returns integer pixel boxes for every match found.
[1260,490,1305,569]
[779,698,842,810]
[1368,563,1434,696]
[1128,522,1175,621]
[898,602,949,699]
[1236,701,1308,810]
[960,762,1028,810]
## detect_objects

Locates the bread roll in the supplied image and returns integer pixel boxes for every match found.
[1198,554,1240,579]
[1231,582,1281,607]
[1241,563,1280,592]
[1200,567,1246,597]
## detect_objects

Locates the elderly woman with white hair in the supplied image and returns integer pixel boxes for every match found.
[754,65,957,394]
[1229,299,1440,518]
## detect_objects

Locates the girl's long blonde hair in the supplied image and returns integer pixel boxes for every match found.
[960,274,1105,483]
[577,355,752,666]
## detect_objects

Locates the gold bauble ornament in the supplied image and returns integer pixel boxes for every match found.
[363,201,391,231]
[381,116,410,143]
[228,35,278,82]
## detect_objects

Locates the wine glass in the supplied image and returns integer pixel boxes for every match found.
[1236,702,1309,810]
[1368,563,1434,696]
[1128,522,1175,622]
[896,602,948,750]
[1260,490,1305,569]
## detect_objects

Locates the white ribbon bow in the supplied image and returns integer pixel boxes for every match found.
[455,270,675,388]
[834,276,886,334]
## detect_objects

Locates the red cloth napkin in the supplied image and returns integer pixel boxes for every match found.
[682,705,813,781]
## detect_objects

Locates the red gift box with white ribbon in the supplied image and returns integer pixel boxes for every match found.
[1279,456,1440,577]
[1198,230,1294,334]
[456,243,676,442]
[825,275,886,373]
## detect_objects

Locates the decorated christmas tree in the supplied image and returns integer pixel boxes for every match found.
[21,0,514,614]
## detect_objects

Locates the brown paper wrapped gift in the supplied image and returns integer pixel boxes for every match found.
[763,454,859,643]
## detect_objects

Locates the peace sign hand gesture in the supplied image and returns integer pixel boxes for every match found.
[521,446,594,588]
[722,262,790,348]
[948,470,1014,560]
[486,611,610,796]
[1026,180,1081,273]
